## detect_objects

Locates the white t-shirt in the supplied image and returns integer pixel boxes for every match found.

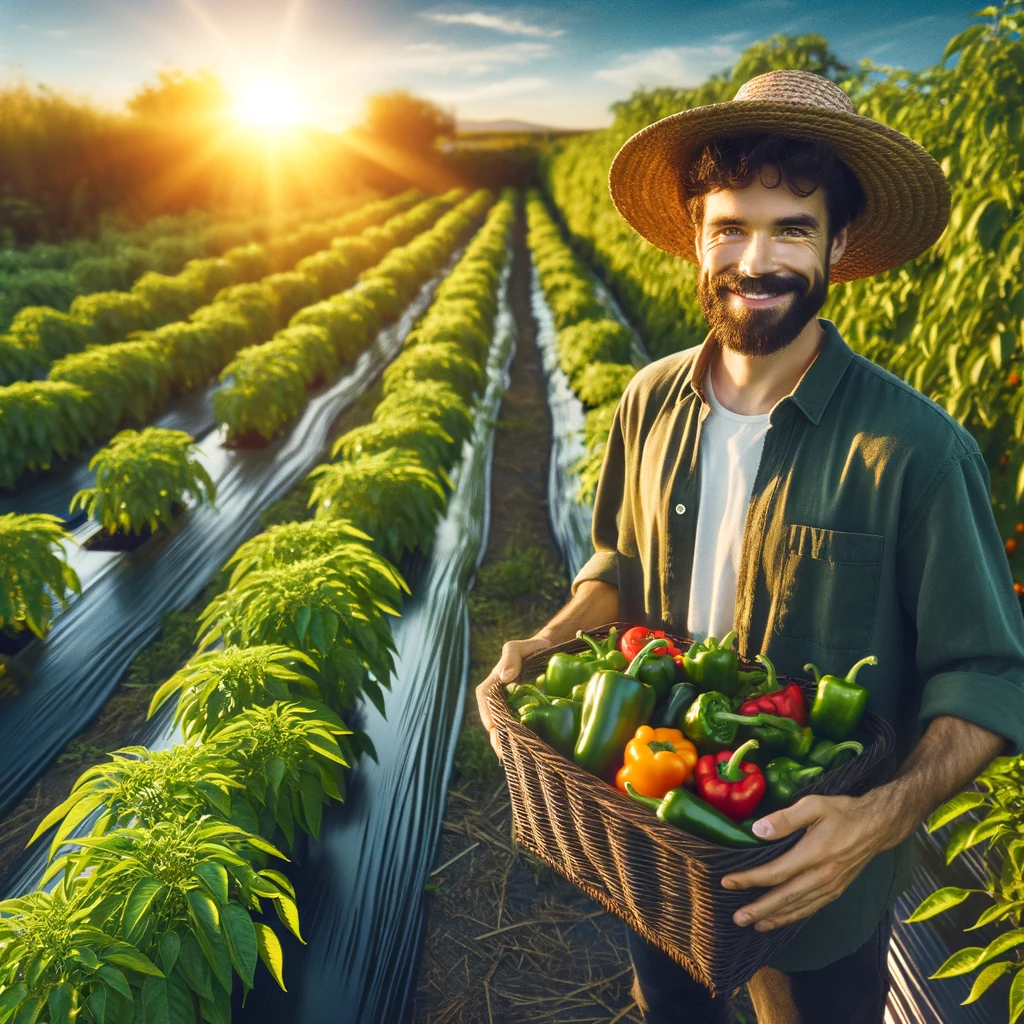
[686,368,773,643]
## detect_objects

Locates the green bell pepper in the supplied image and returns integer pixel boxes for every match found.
[573,637,663,782]
[570,682,589,703]
[805,656,877,741]
[683,631,741,696]
[544,650,597,698]
[763,757,824,808]
[519,698,582,758]
[624,781,764,848]
[655,682,698,730]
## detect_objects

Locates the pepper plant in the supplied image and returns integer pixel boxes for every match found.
[70,427,216,536]
[0,512,81,640]
[0,871,165,1024]
[38,816,299,1023]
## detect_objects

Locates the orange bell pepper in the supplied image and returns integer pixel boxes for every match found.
[615,725,698,798]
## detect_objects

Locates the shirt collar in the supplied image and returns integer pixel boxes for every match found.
[682,317,854,427]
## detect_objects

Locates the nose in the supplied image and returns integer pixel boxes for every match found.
[737,230,780,278]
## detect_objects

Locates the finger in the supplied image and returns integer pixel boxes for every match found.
[721,836,826,890]
[475,680,494,733]
[751,794,828,840]
[732,866,832,927]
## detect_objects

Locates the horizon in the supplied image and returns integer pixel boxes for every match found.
[0,0,983,131]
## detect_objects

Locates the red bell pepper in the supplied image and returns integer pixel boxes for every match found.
[738,653,807,726]
[620,625,680,662]
[694,738,765,821]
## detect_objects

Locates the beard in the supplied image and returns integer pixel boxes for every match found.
[697,253,830,358]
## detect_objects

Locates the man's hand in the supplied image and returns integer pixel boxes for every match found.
[718,790,898,932]
[475,636,552,761]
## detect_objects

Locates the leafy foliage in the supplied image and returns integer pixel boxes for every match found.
[70,427,216,536]
[0,512,80,638]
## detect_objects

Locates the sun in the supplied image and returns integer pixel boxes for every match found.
[233,79,308,129]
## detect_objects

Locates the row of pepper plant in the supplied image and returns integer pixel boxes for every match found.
[0,189,415,385]
[0,190,514,1024]
[0,194,372,340]
[525,189,635,503]
[0,189,436,491]
[0,191,468,644]
[215,188,493,442]
[541,9,1024,1015]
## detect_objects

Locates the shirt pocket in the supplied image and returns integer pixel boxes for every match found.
[772,524,883,652]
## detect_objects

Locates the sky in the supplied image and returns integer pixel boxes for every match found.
[0,0,985,129]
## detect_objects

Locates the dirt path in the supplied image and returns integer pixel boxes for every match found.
[410,206,644,1024]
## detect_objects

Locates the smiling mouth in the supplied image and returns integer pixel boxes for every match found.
[729,289,791,307]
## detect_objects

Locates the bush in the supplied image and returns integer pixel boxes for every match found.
[575,361,636,408]
[557,318,632,386]
[0,512,80,638]
[70,427,216,535]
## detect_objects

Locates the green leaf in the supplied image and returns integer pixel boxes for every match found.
[1011,966,1024,1024]
[96,965,132,1001]
[904,886,977,923]
[106,950,164,978]
[962,960,1014,1004]
[158,931,180,975]
[123,878,164,943]
[47,984,72,1024]
[931,946,987,979]
[141,976,170,1024]
[186,888,220,938]
[927,790,987,831]
[274,894,305,943]
[221,902,259,990]
[196,862,229,905]
[254,923,287,991]
[978,928,1024,969]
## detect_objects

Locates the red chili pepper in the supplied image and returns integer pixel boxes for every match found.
[694,739,765,820]
[619,625,680,662]
[739,683,807,726]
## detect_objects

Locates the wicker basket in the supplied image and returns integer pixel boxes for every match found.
[486,621,896,996]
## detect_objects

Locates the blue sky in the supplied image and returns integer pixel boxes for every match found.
[0,1,983,128]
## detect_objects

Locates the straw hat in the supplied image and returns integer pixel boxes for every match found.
[608,69,951,283]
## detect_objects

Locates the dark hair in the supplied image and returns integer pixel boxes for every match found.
[681,133,866,247]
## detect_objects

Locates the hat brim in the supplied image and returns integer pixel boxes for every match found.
[608,100,951,284]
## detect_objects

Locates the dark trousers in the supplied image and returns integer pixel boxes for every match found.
[626,910,893,1024]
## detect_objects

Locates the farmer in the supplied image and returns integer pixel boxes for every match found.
[476,69,1024,1022]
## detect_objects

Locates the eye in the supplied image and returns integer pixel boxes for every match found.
[782,227,807,237]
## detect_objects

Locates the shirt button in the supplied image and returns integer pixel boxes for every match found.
[675,503,686,515]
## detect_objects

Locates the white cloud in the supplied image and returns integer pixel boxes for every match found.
[396,40,552,76]
[594,44,740,89]
[426,75,548,103]
[422,11,563,38]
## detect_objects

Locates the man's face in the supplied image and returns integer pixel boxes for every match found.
[694,168,845,357]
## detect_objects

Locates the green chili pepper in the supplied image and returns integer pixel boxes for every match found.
[577,629,629,673]
[573,637,663,782]
[624,782,765,848]
[763,757,824,808]
[507,683,550,713]
[655,682,698,729]
[519,698,582,758]
[805,656,877,741]
[683,631,741,696]
[805,738,865,770]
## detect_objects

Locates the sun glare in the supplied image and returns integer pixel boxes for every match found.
[233,79,308,129]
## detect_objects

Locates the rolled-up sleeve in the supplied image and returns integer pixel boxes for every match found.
[897,449,1024,756]
[571,397,628,595]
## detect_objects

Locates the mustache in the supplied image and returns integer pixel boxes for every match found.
[714,274,807,297]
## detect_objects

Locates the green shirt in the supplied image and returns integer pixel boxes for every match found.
[573,316,1024,972]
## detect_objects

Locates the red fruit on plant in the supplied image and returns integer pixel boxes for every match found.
[1010,373,1020,386]
[1007,538,1017,557]
[1016,522,1024,535]
[1015,582,1024,597]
